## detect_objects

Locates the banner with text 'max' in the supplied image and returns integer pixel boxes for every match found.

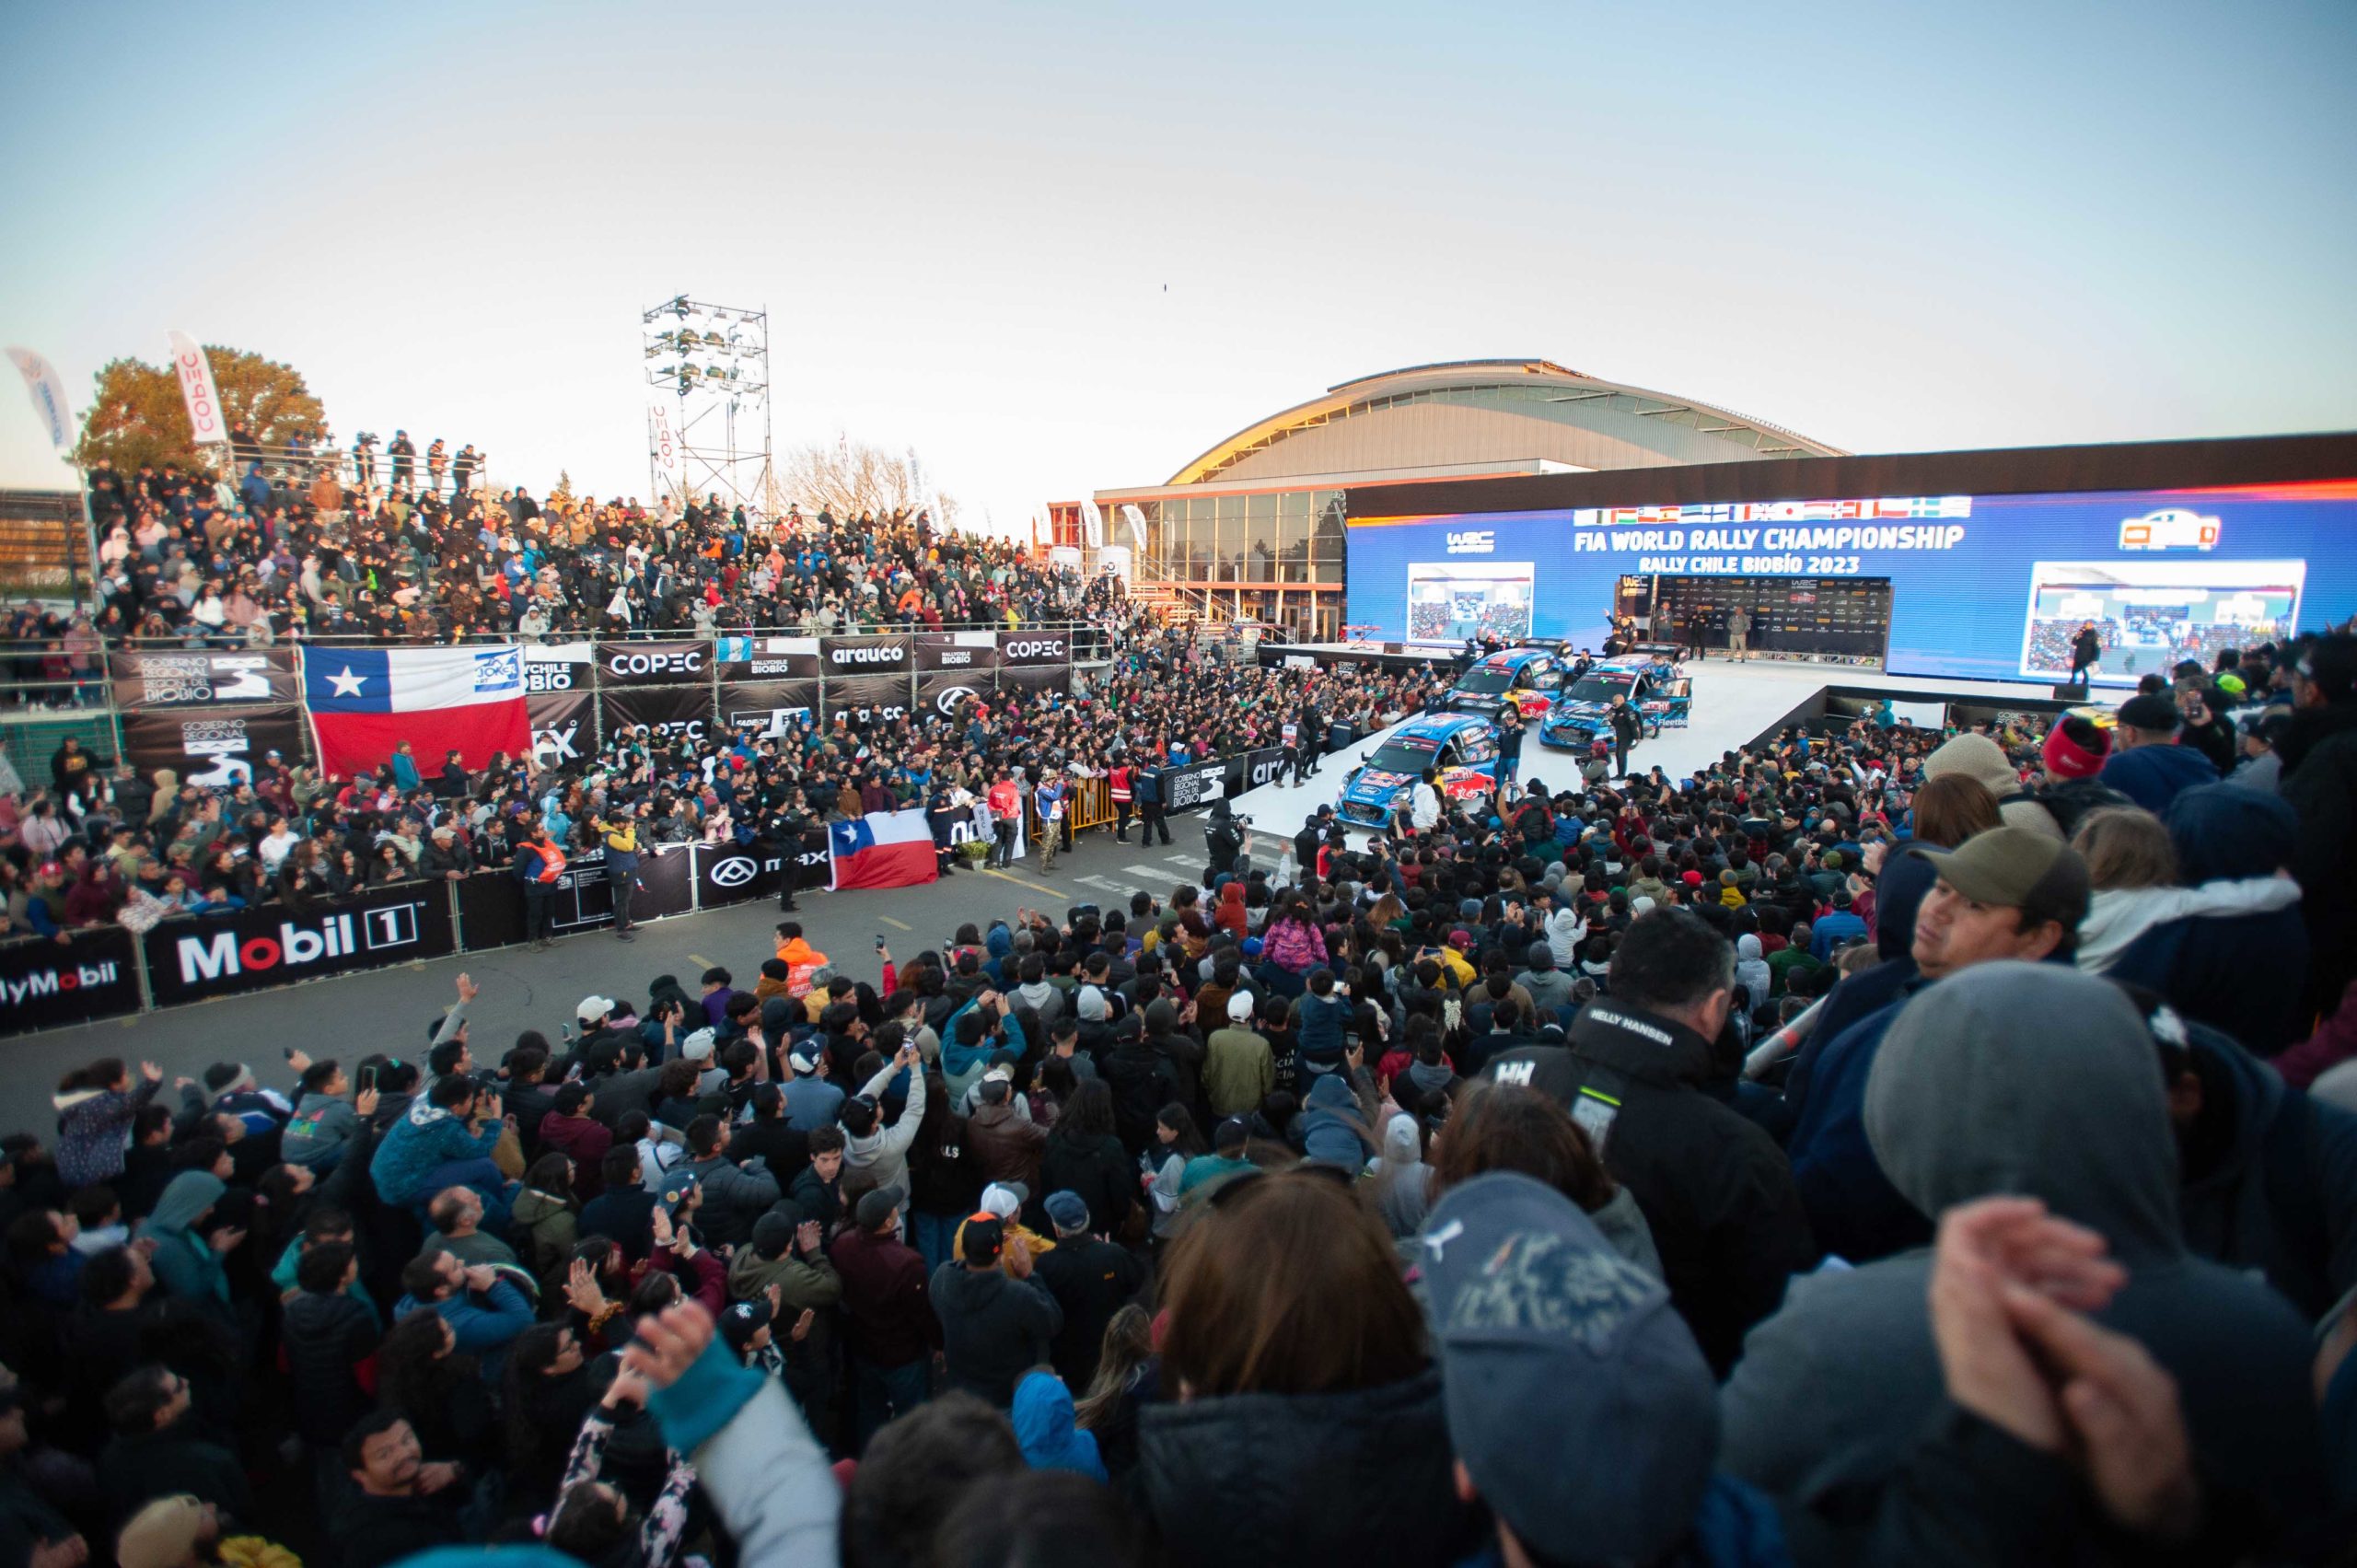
[142,884,459,1006]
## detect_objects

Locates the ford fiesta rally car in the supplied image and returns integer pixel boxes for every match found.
[1443,647,1567,719]
[1538,660,1693,749]
[1336,712,1503,829]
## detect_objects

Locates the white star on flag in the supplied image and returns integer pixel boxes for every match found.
[328,667,366,697]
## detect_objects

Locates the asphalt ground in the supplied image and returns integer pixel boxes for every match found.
[0,821,1262,1137]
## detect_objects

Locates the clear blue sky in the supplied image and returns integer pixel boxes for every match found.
[5,1,2352,529]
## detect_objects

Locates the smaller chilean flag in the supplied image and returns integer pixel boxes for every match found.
[303,645,532,779]
[829,807,940,892]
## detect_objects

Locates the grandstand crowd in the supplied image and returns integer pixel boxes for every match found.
[5,422,2357,1564]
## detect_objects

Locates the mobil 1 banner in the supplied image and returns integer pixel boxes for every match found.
[523,642,597,694]
[528,691,595,768]
[714,635,820,682]
[995,662,1070,700]
[142,882,459,1007]
[825,672,912,730]
[108,647,299,708]
[454,846,695,951]
[916,632,998,674]
[721,679,820,740]
[0,925,141,1036]
[599,684,714,749]
[123,705,306,788]
[598,638,714,686]
[1160,756,1233,814]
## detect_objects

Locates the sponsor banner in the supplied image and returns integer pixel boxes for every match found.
[720,679,820,740]
[523,642,597,693]
[454,846,694,950]
[528,691,595,768]
[123,704,305,789]
[1327,722,1360,754]
[166,330,230,447]
[714,635,821,681]
[998,633,1072,667]
[914,632,999,673]
[597,638,714,685]
[600,684,714,749]
[915,670,990,721]
[143,882,459,1007]
[108,648,300,708]
[690,839,827,906]
[1160,756,1233,814]
[0,925,141,1036]
[825,671,912,729]
[995,663,1070,699]
[1238,746,1291,793]
[819,634,913,676]
[947,805,1025,863]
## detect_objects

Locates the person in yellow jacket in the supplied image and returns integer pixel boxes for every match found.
[597,804,643,942]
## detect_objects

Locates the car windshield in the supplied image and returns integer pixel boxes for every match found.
[1453,668,1515,696]
[1364,738,1441,773]
[1567,674,1635,702]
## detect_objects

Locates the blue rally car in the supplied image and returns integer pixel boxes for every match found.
[1336,712,1502,829]
[1443,646,1567,720]
[1538,659,1694,749]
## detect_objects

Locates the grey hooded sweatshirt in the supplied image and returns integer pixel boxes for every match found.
[1720,962,2330,1557]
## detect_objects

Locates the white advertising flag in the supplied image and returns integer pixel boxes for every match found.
[165,331,229,447]
[1080,499,1105,549]
[1119,503,1149,554]
[6,347,75,450]
[649,402,681,487]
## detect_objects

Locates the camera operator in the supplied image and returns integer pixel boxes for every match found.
[1205,797,1246,880]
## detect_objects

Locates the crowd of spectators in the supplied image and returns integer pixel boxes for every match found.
[4,606,2355,1565]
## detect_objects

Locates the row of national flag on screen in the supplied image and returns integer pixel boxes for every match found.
[299,645,942,892]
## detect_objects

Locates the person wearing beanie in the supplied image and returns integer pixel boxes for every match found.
[930,1213,1062,1409]
[2040,713,2111,783]
[1029,1190,1144,1389]
[1725,965,2332,1559]
[2097,692,2218,812]
[1512,938,1578,1023]
[1785,828,2091,1269]
[1925,730,2062,841]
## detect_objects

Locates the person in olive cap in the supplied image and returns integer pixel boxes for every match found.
[1785,827,2091,1268]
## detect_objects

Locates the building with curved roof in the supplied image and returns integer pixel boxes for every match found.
[1082,358,1838,638]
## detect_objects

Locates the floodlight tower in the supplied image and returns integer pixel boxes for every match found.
[642,296,774,516]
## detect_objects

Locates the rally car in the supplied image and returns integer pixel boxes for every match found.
[1443,647,1567,719]
[1538,660,1694,749]
[1336,712,1503,829]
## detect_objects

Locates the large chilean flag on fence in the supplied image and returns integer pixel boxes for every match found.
[829,807,940,892]
[302,645,532,777]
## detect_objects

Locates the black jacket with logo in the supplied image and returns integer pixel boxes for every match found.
[1484,1001,1815,1374]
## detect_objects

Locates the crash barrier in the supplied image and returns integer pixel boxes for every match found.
[0,835,844,1038]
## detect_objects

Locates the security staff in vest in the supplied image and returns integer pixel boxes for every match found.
[598,801,644,942]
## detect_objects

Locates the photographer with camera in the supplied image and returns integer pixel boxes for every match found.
[1205,798,1247,882]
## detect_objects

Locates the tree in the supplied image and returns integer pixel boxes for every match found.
[72,346,328,478]
[776,436,958,528]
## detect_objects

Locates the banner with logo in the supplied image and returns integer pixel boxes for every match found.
[824,672,912,729]
[995,662,1070,700]
[997,633,1073,667]
[522,642,597,694]
[597,638,714,686]
[1237,745,1292,794]
[719,679,820,740]
[819,634,913,681]
[6,346,75,451]
[0,925,141,1036]
[528,691,596,768]
[165,331,230,448]
[649,402,681,490]
[123,705,306,788]
[915,670,992,722]
[109,648,300,708]
[453,846,694,950]
[1159,756,1233,814]
[690,840,800,907]
[599,684,714,749]
[142,882,459,1007]
[915,632,999,674]
[714,635,821,682]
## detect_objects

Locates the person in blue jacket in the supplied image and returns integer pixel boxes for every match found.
[1785,828,2089,1266]
[391,1250,534,1377]
[371,1075,514,1231]
[389,740,423,793]
[2097,692,2218,812]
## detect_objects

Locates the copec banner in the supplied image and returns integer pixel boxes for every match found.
[1345,481,2357,686]
[142,882,459,1008]
[0,926,140,1035]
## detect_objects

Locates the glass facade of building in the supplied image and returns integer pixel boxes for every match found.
[1112,487,1348,637]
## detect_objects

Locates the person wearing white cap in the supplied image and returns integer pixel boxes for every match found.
[1203,989,1274,1119]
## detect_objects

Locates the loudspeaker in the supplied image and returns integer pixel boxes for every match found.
[2051,684,2090,701]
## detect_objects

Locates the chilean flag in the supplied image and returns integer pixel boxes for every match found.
[829,807,940,892]
[302,645,532,778]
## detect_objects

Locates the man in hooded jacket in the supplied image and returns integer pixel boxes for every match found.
[1721,963,2335,1562]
